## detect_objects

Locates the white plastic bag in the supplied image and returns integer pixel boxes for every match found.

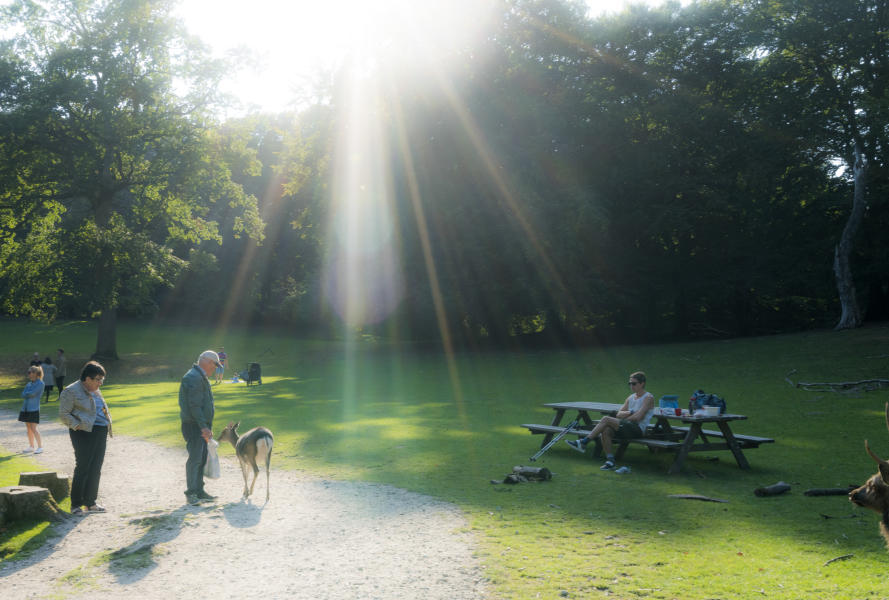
[204,438,221,479]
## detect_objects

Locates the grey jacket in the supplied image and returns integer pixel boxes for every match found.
[59,380,110,432]
[179,365,214,430]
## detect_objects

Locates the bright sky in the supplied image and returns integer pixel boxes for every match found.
[176,0,690,116]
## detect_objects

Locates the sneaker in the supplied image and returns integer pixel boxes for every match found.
[186,493,201,506]
[566,439,586,453]
[21,448,34,454]
[600,460,615,470]
[87,504,107,512]
[196,491,217,501]
[615,466,631,474]
[34,448,43,454]
[71,507,84,515]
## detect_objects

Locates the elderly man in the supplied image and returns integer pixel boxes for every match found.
[179,350,221,505]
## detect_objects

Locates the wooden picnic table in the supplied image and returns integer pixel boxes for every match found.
[522,401,773,474]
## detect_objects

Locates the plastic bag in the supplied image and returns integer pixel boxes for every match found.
[204,438,221,479]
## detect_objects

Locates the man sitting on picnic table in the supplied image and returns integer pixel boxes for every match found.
[566,371,656,470]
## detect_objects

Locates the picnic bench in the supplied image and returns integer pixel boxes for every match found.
[521,401,774,474]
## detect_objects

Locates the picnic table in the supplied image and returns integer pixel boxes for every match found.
[521,401,774,474]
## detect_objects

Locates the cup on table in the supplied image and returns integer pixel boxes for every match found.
[674,407,682,416]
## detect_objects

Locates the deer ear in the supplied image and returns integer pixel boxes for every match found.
[226,421,234,428]
[879,462,889,485]
[234,421,240,429]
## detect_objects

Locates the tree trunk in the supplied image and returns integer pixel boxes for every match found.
[0,486,69,525]
[93,307,119,360]
[834,144,867,330]
[18,472,70,503]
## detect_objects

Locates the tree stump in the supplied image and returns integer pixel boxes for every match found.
[0,486,69,526]
[18,472,71,503]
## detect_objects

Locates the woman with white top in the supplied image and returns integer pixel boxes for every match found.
[566,371,655,470]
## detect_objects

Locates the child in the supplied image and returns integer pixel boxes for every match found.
[19,365,45,454]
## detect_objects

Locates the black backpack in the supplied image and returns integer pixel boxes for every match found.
[689,390,727,414]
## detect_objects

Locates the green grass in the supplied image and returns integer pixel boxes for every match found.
[2,318,889,597]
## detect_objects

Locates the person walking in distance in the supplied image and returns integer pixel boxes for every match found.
[179,350,221,505]
[214,347,227,384]
[55,348,67,399]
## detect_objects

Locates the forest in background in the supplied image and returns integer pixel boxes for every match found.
[1,0,887,357]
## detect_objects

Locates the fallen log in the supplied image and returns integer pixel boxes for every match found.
[0,485,69,526]
[512,466,552,481]
[668,494,728,503]
[754,481,791,497]
[501,466,553,484]
[824,554,854,566]
[18,472,70,503]
[804,486,856,497]
[795,378,889,392]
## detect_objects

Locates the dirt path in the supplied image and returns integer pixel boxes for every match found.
[0,409,488,599]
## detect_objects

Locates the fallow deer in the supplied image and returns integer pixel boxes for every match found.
[218,421,274,502]
[849,403,889,548]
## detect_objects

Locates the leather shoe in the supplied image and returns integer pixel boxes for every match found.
[196,491,217,501]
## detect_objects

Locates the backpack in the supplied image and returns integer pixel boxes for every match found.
[689,390,727,414]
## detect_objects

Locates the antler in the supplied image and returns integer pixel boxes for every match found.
[866,440,883,465]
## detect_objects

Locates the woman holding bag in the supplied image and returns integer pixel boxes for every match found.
[60,361,112,515]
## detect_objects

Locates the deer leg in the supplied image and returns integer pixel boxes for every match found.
[248,462,259,497]
[239,460,251,499]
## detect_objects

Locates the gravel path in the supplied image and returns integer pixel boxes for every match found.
[0,409,488,599]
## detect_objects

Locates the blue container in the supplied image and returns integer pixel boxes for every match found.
[659,394,679,409]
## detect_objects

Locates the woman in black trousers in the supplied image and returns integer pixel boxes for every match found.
[59,361,112,514]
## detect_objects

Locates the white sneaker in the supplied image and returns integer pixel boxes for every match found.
[34,447,43,454]
[21,448,34,454]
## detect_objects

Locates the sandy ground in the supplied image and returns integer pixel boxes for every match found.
[0,409,488,599]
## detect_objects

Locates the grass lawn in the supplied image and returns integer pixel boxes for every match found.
[1,318,889,597]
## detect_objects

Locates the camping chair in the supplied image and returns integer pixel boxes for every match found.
[246,362,262,386]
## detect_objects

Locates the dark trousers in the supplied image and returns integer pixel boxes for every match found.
[56,376,65,396]
[182,422,207,496]
[69,426,108,508]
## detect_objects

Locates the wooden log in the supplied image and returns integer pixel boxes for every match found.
[0,486,69,526]
[804,486,856,497]
[795,378,889,392]
[18,472,71,503]
[754,481,791,497]
[668,494,728,503]
[512,466,552,481]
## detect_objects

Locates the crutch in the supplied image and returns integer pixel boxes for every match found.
[530,418,580,462]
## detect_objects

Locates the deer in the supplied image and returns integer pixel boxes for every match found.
[850,403,889,548]
[217,421,274,502]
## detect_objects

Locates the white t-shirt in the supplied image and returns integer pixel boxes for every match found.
[626,391,655,430]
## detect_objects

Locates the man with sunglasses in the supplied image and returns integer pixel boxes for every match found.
[566,371,655,470]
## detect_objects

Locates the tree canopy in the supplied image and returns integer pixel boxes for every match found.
[1,0,886,352]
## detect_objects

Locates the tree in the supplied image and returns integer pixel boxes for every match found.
[0,0,263,357]
[757,0,889,329]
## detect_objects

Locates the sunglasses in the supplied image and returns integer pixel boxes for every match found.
[628,381,640,386]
